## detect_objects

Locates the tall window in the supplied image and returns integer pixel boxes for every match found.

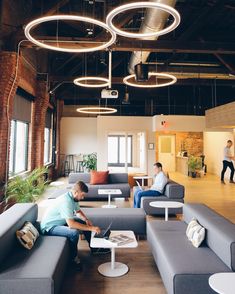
[9,91,31,176]
[44,110,52,164]
[9,121,29,176]
[108,135,132,166]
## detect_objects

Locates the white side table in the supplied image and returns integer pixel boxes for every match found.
[98,189,122,208]
[49,181,64,187]
[209,273,235,294]
[150,201,184,221]
[133,176,152,187]
[90,230,138,277]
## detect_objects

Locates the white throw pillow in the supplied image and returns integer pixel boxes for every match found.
[186,218,205,248]
[16,221,39,250]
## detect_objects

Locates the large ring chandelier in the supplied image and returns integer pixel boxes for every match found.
[106,2,180,38]
[74,77,109,88]
[76,106,117,114]
[123,72,177,88]
[24,15,116,53]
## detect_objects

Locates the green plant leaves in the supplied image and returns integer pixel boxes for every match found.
[5,167,49,203]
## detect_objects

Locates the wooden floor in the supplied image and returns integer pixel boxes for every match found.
[41,172,235,294]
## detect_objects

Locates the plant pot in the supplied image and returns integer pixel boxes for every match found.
[191,171,197,178]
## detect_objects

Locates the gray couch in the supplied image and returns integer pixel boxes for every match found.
[0,203,70,294]
[147,203,235,294]
[133,180,185,215]
[82,208,146,236]
[68,172,130,200]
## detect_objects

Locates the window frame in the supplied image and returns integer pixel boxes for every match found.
[9,119,29,176]
[108,135,133,167]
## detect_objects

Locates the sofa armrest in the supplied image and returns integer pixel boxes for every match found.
[164,182,185,199]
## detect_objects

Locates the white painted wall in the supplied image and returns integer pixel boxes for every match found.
[203,131,234,178]
[153,115,205,132]
[60,117,97,154]
[96,116,155,175]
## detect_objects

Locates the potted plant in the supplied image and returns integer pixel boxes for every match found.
[5,167,48,204]
[82,153,97,171]
[188,156,202,178]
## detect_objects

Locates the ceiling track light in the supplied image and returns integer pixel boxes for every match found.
[123,72,177,88]
[24,15,116,53]
[106,2,181,38]
[76,106,117,114]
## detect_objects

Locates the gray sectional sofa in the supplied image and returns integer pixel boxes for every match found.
[0,203,146,294]
[147,203,235,294]
[0,203,70,294]
[133,179,185,215]
[68,172,130,200]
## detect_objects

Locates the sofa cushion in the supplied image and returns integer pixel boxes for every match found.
[83,208,146,235]
[0,235,69,294]
[90,170,109,185]
[16,221,39,250]
[147,220,231,294]
[183,203,235,271]
[68,173,90,184]
[164,181,185,199]
[186,218,206,248]
[0,203,38,264]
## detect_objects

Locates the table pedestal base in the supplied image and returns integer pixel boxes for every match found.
[102,194,117,208]
[98,262,128,277]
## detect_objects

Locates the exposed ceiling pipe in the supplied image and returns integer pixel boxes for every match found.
[128,0,177,74]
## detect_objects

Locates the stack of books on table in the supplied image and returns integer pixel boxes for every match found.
[107,234,135,246]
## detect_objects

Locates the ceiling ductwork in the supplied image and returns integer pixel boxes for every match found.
[128,0,177,74]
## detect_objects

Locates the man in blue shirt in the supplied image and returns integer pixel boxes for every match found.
[133,162,168,208]
[41,181,107,270]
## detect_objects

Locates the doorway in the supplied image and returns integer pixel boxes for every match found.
[158,135,176,172]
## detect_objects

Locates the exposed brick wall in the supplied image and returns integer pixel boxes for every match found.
[30,81,50,169]
[155,131,203,161]
[0,51,19,198]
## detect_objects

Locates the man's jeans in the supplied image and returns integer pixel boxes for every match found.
[133,187,161,208]
[45,218,90,259]
[221,160,235,181]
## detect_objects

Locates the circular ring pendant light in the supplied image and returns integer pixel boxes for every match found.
[123,72,177,88]
[76,107,117,114]
[106,2,180,38]
[24,15,116,53]
[74,77,109,88]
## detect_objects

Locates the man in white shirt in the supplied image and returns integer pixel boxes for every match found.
[221,140,235,184]
[133,162,168,208]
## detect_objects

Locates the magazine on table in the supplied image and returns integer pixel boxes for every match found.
[107,234,135,246]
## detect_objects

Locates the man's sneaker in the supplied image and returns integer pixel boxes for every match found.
[91,248,111,255]
[221,180,226,184]
[72,256,83,271]
[229,180,235,184]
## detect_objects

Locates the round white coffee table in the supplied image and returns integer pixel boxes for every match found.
[209,273,235,294]
[49,181,64,187]
[90,230,138,277]
[150,201,184,221]
[98,189,122,208]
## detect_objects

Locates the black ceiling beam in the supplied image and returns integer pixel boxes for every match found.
[21,39,235,55]
[177,1,225,41]
[214,54,235,74]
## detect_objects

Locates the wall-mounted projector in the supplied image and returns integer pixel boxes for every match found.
[101,89,118,99]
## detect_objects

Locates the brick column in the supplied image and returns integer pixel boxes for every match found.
[30,81,49,169]
[55,99,64,177]
[0,52,19,198]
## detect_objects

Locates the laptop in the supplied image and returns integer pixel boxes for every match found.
[136,180,144,191]
[94,222,112,239]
